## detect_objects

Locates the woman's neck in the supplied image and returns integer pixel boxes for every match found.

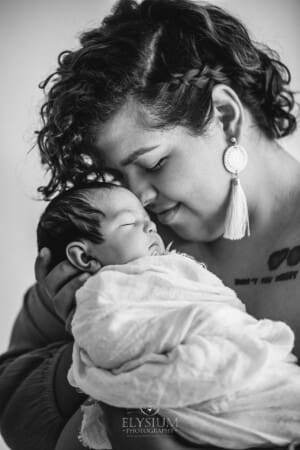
[241,131,300,240]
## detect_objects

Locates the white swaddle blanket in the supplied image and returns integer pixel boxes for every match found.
[68,253,300,449]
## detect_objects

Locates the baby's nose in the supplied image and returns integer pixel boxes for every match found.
[144,219,157,233]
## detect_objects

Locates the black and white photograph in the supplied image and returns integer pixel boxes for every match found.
[0,1,300,449]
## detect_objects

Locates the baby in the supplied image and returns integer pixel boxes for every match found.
[37,181,166,272]
[37,182,300,450]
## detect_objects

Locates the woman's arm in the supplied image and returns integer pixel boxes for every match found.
[0,252,89,450]
[0,340,87,450]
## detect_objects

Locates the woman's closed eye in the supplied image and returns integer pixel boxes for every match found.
[144,157,167,173]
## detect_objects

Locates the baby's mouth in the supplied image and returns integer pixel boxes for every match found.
[149,241,163,256]
[149,242,159,255]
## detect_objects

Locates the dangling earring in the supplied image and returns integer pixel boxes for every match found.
[223,137,250,240]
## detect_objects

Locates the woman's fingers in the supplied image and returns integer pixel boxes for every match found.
[53,272,90,322]
[35,249,89,323]
[45,260,82,297]
[35,247,52,283]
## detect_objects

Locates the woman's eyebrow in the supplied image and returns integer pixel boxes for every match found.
[120,145,159,167]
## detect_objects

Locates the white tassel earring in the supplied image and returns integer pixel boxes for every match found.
[223,137,250,240]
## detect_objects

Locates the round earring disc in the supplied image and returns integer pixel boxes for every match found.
[224,144,248,174]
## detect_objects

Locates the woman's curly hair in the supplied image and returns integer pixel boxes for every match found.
[37,0,298,199]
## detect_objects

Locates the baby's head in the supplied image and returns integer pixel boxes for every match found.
[37,182,165,273]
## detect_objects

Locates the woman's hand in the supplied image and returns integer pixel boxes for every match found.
[34,247,90,323]
[55,408,87,450]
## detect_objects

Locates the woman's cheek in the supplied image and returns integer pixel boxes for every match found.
[162,161,191,199]
[155,173,183,201]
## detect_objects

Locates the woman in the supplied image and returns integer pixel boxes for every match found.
[0,0,299,449]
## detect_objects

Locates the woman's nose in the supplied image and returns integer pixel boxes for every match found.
[127,172,157,207]
[141,190,156,208]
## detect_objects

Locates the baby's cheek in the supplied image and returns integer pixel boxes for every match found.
[122,236,147,262]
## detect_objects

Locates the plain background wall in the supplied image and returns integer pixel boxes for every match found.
[0,1,299,449]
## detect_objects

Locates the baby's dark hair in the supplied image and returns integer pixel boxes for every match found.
[37,0,298,199]
[37,181,117,270]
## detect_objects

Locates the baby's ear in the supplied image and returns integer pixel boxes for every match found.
[66,241,102,273]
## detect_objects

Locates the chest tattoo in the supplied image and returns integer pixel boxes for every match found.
[268,246,300,270]
[234,245,300,286]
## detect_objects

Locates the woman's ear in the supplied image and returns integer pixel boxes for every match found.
[66,241,102,273]
[211,84,244,140]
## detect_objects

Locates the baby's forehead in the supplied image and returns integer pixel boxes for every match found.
[87,186,144,217]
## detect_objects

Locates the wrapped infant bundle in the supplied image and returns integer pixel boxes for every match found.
[68,253,300,449]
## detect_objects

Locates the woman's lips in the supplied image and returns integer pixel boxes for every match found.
[157,203,180,224]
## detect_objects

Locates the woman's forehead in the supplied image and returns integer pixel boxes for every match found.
[94,102,164,164]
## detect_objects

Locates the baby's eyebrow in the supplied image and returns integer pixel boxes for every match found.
[120,145,159,167]
[112,209,136,222]
[114,209,149,226]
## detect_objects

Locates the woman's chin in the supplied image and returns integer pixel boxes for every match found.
[159,206,223,243]
[171,222,222,243]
